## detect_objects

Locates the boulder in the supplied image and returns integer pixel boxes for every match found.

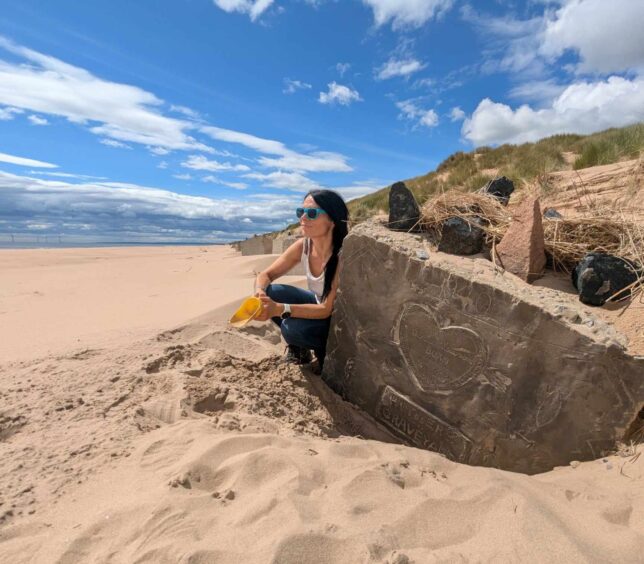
[438,217,485,255]
[481,176,514,205]
[572,253,639,306]
[543,207,563,219]
[322,220,643,474]
[495,197,546,283]
[388,182,420,232]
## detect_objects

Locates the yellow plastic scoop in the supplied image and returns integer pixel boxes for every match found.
[229,296,263,328]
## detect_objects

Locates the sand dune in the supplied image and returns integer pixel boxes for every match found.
[0,246,642,563]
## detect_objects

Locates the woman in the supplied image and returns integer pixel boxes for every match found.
[254,189,349,370]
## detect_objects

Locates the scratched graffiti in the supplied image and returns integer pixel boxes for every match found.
[393,302,487,394]
[376,385,472,461]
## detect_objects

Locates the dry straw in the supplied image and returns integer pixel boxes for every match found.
[420,190,644,300]
[420,191,511,245]
[542,216,641,271]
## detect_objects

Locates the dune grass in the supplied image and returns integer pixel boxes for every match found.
[573,124,644,170]
[343,123,643,224]
[272,123,644,237]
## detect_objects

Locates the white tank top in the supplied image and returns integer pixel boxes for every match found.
[301,238,325,303]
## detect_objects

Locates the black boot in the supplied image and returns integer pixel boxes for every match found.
[284,345,312,365]
[311,349,325,375]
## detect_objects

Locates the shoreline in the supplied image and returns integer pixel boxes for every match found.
[0,241,228,250]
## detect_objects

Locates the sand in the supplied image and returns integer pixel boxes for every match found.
[0,245,642,563]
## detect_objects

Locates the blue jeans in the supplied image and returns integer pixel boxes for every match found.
[266,284,331,360]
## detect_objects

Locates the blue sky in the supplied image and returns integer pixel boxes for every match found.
[1,0,643,243]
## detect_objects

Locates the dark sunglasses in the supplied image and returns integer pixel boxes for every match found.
[296,207,327,220]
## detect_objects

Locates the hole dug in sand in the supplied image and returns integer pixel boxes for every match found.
[192,387,234,415]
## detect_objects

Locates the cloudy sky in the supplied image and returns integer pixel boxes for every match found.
[1,0,643,243]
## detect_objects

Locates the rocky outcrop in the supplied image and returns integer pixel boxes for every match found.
[388,182,420,232]
[323,220,644,474]
[495,197,547,282]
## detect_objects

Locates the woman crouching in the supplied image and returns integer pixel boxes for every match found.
[253,189,349,371]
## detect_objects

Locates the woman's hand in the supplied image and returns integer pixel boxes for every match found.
[254,295,281,322]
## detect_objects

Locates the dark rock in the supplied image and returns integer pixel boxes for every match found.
[481,176,514,206]
[322,220,644,474]
[438,217,484,255]
[495,197,547,283]
[572,253,639,306]
[543,207,563,219]
[388,182,420,232]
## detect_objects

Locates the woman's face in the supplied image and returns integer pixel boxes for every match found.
[299,195,334,238]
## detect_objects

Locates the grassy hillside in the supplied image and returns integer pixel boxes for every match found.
[347,123,644,223]
[272,123,643,235]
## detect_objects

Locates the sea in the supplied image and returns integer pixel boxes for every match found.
[0,241,226,250]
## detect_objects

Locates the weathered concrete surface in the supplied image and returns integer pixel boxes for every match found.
[273,236,301,254]
[496,197,547,283]
[323,220,644,474]
[240,235,274,256]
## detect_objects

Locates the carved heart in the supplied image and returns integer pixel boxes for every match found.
[394,303,487,394]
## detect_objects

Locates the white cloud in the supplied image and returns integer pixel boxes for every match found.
[283,78,312,94]
[258,152,351,173]
[336,62,351,77]
[181,154,250,172]
[149,146,170,155]
[464,1,644,79]
[0,36,211,152]
[100,138,132,149]
[173,173,193,180]
[449,106,465,122]
[202,175,248,190]
[201,125,286,154]
[169,104,200,119]
[27,114,49,126]
[0,170,296,242]
[331,179,386,201]
[157,161,169,170]
[28,170,107,180]
[0,151,57,168]
[26,222,53,231]
[508,79,567,104]
[396,99,439,128]
[462,76,644,146]
[243,170,322,192]
[376,58,426,80]
[362,0,454,29]
[212,0,274,21]
[0,106,23,120]
[461,7,545,77]
[200,125,352,172]
[540,0,644,74]
[318,82,362,106]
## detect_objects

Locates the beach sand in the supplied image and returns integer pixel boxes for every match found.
[0,245,642,563]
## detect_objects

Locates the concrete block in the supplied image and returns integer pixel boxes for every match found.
[322,220,644,474]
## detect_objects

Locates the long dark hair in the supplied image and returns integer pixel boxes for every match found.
[305,189,349,300]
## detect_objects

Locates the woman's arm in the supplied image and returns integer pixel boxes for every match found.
[258,260,341,320]
[254,239,304,296]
